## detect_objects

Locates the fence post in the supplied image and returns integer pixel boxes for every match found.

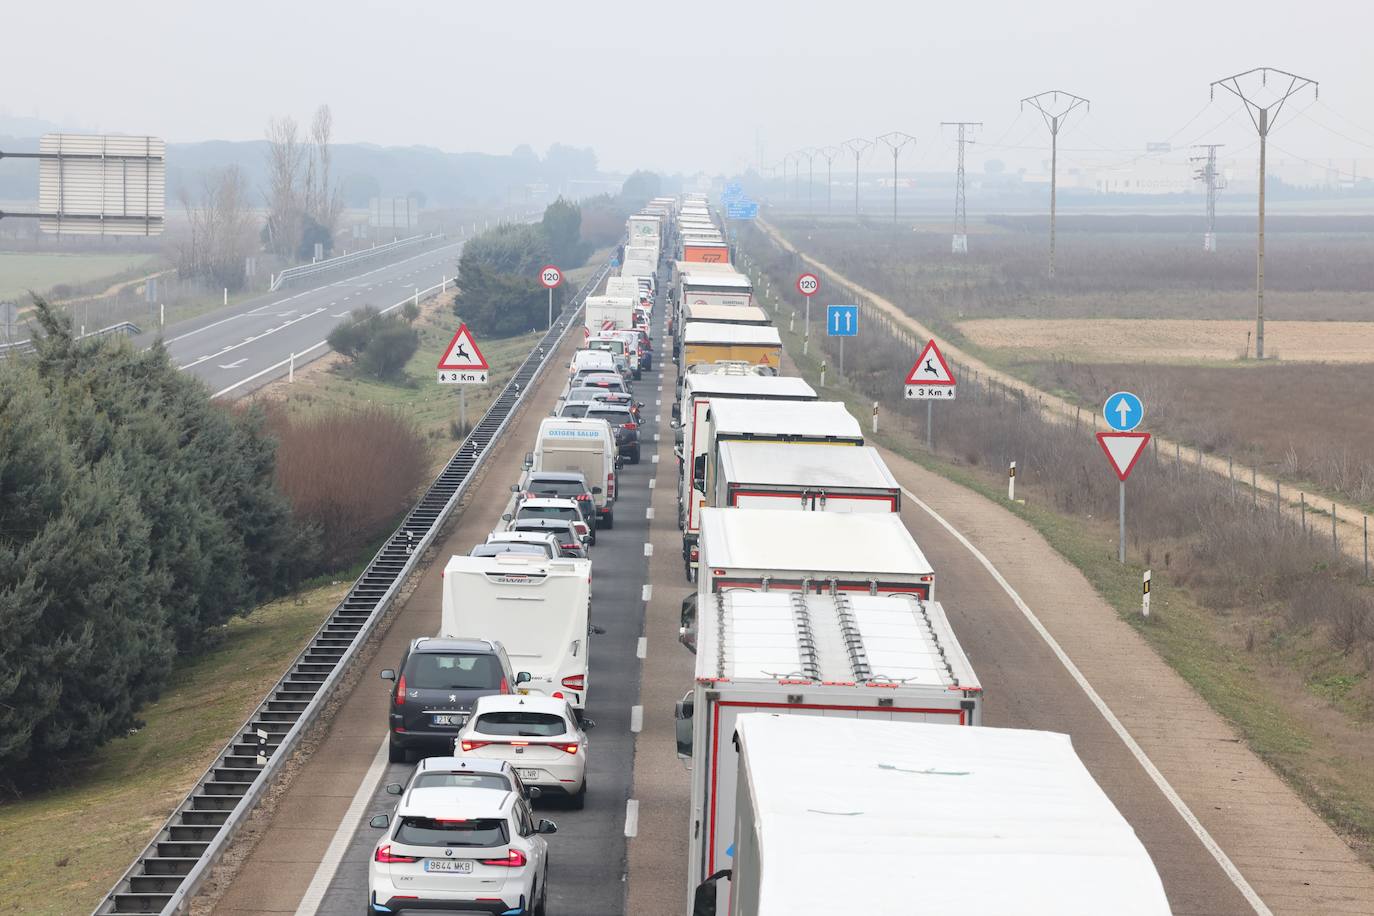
[1229,456,1235,500]
[1276,480,1281,525]
[1301,493,1307,534]
[1365,516,1369,579]
[1252,466,1258,507]
[1332,504,1338,560]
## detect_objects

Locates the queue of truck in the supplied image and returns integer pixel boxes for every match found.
[662,195,1171,915]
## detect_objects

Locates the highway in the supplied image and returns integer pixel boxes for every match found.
[143,238,463,399]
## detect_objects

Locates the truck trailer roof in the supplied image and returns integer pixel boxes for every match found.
[705,399,861,440]
[732,715,1170,915]
[682,322,781,346]
[697,508,929,578]
[682,304,768,325]
[681,374,816,399]
[717,442,898,491]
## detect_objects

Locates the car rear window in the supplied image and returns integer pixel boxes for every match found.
[412,772,511,791]
[559,403,590,418]
[470,544,546,558]
[587,409,630,424]
[529,480,586,498]
[474,711,569,738]
[405,653,502,690]
[519,506,578,521]
[565,389,598,402]
[395,817,509,847]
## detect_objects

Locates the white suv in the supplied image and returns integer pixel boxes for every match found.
[367,786,556,915]
[456,695,591,809]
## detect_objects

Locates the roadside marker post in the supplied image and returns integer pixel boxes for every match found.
[796,272,819,355]
[539,264,563,330]
[1097,431,1152,564]
[1142,570,1152,618]
[1008,460,1017,501]
[904,339,957,450]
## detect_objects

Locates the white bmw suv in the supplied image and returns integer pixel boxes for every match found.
[367,785,556,915]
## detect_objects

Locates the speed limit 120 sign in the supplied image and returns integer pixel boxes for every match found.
[796,272,820,297]
[539,265,563,289]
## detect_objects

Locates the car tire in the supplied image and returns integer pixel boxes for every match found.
[387,739,406,764]
[570,781,587,810]
[602,512,614,529]
[534,877,549,916]
[630,448,641,464]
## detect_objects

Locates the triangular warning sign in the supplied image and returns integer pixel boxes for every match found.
[438,323,488,371]
[905,339,956,385]
[1096,432,1151,481]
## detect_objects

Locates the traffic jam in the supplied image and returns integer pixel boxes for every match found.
[364,195,1173,916]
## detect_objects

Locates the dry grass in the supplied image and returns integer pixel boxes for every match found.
[957,318,1374,363]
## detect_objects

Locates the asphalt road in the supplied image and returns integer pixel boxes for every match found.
[145,238,463,399]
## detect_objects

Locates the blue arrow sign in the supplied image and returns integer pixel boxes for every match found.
[1103,390,1144,432]
[827,304,858,337]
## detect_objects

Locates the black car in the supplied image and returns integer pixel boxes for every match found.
[586,404,640,463]
[380,637,524,763]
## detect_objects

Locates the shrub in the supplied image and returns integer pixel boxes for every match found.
[358,321,420,379]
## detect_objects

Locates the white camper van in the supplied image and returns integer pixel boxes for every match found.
[530,417,618,528]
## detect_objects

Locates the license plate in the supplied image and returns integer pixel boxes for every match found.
[424,859,473,874]
[517,768,540,780]
[431,714,465,727]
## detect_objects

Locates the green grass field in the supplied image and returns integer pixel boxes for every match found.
[0,252,158,301]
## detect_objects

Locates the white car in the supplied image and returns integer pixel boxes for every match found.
[456,695,591,809]
[509,497,592,546]
[367,785,556,916]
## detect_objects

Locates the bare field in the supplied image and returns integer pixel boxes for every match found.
[957,317,1374,363]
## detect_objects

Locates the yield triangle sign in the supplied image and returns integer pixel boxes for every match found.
[438,323,488,371]
[905,339,956,386]
[1096,432,1151,481]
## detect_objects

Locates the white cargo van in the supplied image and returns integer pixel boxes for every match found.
[711,716,1171,916]
[530,418,618,528]
[440,554,592,710]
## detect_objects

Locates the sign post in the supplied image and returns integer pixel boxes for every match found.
[437,323,491,434]
[539,265,563,330]
[826,304,857,375]
[796,273,819,355]
[1098,390,1148,564]
[904,339,957,449]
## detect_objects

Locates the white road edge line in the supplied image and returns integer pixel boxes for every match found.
[624,799,640,838]
[292,737,390,916]
[649,478,656,490]
[651,453,660,464]
[899,485,1272,916]
[630,705,644,734]
[645,508,655,520]
[643,542,654,557]
[636,636,647,659]
[641,584,652,602]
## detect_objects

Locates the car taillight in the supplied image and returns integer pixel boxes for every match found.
[375,844,419,864]
[555,742,580,755]
[561,675,585,690]
[480,849,527,868]
[576,493,590,501]
[395,674,406,706]
[623,422,637,430]
[562,543,579,551]
[499,676,509,694]
[461,739,491,752]
[690,545,699,561]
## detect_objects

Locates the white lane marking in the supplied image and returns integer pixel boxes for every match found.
[653,433,660,442]
[636,636,647,659]
[178,307,325,370]
[654,415,659,424]
[646,508,655,520]
[652,453,660,464]
[217,358,247,369]
[644,542,654,556]
[657,384,663,393]
[212,341,327,398]
[642,584,653,602]
[248,304,271,315]
[292,737,390,916]
[655,398,661,406]
[649,478,656,490]
[899,485,1272,916]
[629,704,644,734]
[624,799,640,838]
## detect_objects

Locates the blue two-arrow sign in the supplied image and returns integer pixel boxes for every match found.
[1103,390,1144,432]
[827,304,857,337]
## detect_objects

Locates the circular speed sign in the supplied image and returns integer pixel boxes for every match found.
[539,265,563,289]
[796,272,820,297]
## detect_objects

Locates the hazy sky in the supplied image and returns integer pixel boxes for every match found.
[8,0,1374,176]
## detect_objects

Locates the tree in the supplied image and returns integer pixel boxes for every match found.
[264,116,306,258]
[453,223,554,338]
[327,307,419,380]
[621,170,662,208]
[541,197,586,267]
[176,166,257,290]
[306,105,343,238]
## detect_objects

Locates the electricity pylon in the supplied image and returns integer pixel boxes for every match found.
[941,121,982,253]
[1020,90,1090,279]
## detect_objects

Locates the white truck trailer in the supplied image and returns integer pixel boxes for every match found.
[707,715,1171,916]
[440,554,593,709]
[584,295,635,335]
[679,271,752,309]
[712,442,900,513]
[674,519,973,911]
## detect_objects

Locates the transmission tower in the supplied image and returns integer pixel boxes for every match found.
[1190,144,1226,252]
[1210,67,1318,360]
[941,121,982,254]
[842,137,873,221]
[799,147,819,218]
[1020,90,1089,279]
[820,146,841,215]
[876,132,917,224]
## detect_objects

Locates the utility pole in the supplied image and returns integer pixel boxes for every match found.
[800,148,818,218]
[842,137,873,221]
[820,146,841,216]
[1020,90,1090,280]
[1211,68,1318,360]
[941,121,982,253]
[876,132,917,225]
[1190,143,1226,252]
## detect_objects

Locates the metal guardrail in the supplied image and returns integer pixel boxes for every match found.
[93,257,614,916]
[0,319,142,357]
[269,233,445,292]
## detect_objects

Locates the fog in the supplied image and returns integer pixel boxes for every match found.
[7,0,1374,175]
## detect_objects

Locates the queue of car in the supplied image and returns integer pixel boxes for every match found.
[365,198,676,915]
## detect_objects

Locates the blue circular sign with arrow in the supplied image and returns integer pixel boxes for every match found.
[1103,391,1144,432]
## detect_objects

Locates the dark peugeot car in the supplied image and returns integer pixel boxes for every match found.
[586,403,640,463]
[380,637,523,763]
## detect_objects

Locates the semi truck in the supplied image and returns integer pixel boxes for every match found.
[712,441,900,513]
[680,323,781,378]
[673,514,971,912]
[679,271,752,309]
[706,715,1170,916]
[584,295,635,334]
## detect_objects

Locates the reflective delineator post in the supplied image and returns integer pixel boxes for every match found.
[872,401,879,435]
[289,351,295,383]
[1008,461,1017,501]
[1142,570,1151,618]
[820,361,827,387]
